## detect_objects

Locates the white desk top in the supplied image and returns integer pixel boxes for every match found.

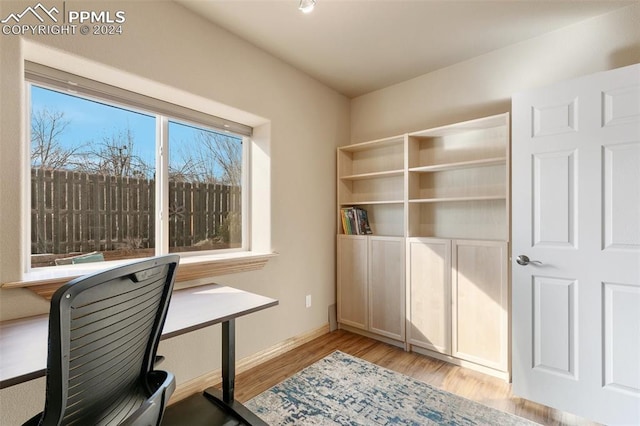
[0,284,278,389]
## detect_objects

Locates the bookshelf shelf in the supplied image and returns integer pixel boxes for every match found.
[409,195,506,203]
[408,157,506,173]
[338,135,404,153]
[340,169,404,181]
[341,200,404,206]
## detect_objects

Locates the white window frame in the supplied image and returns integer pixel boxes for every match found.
[24,64,255,274]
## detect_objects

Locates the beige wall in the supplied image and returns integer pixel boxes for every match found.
[0,1,349,424]
[351,3,640,143]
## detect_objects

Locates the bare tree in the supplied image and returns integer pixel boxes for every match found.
[168,156,202,183]
[199,131,242,186]
[31,107,83,169]
[77,127,152,178]
[170,130,242,185]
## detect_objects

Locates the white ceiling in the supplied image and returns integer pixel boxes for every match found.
[175,0,634,98]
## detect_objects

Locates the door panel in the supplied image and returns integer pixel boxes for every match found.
[532,276,577,378]
[369,236,404,340]
[452,240,508,371]
[603,85,640,127]
[603,282,640,395]
[532,98,578,137]
[337,235,368,329]
[532,150,577,248]
[407,238,451,354]
[603,142,640,249]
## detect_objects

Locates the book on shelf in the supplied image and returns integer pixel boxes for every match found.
[340,207,372,235]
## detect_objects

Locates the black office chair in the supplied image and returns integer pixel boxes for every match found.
[24,255,180,426]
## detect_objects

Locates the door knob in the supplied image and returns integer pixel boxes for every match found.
[516,255,542,266]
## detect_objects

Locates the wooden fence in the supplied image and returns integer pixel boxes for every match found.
[31,168,241,255]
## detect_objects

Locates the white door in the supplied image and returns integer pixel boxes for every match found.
[512,64,640,425]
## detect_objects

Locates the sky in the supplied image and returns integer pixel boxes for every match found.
[31,85,157,165]
[30,85,241,177]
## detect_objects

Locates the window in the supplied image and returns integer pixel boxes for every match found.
[167,120,244,254]
[27,63,251,269]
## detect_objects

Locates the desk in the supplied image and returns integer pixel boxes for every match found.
[0,284,278,424]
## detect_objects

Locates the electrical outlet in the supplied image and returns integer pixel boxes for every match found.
[305,294,312,308]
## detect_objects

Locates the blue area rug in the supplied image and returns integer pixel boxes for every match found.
[246,351,537,425]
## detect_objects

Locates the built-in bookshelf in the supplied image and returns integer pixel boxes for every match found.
[336,113,511,379]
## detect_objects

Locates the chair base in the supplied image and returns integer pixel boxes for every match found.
[162,388,267,426]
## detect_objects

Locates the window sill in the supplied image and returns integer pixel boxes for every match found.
[1,251,278,300]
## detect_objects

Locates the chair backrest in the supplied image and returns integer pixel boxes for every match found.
[36,255,180,426]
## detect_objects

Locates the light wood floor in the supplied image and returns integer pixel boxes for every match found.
[232,329,599,426]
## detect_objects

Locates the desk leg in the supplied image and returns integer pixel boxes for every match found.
[202,318,267,425]
[222,319,235,403]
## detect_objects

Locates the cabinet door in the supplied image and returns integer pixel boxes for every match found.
[369,236,405,340]
[452,240,508,371]
[407,238,451,354]
[337,235,368,329]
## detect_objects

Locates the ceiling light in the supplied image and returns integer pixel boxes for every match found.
[298,0,316,14]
